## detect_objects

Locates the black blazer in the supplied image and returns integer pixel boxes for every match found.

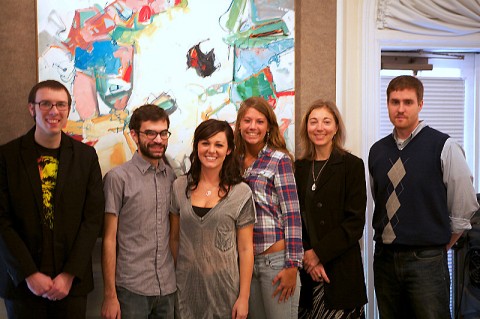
[295,149,368,309]
[0,127,104,298]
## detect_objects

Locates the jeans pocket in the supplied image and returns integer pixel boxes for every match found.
[413,248,444,260]
[267,251,285,270]
[215,228,234,252]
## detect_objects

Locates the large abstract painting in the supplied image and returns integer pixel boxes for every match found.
[37,0,295,176]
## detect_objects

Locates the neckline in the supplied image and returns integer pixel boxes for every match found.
[188,183,236,222]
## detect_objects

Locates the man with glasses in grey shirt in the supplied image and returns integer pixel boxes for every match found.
[101,104,176,319]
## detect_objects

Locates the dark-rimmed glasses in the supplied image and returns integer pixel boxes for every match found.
[33,100,69,111]
[138,129,172,140]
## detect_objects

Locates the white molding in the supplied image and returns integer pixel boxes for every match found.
[336,0,345,109]
[361,1,380,318]
[377,30,480,51]
[475,54,480,191]
[463,54,476,176]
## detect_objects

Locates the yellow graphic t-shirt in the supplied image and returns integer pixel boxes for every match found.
[37,156,58,230]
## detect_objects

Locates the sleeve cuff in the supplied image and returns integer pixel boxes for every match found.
[451,216,473,234]
[285,260,302,269]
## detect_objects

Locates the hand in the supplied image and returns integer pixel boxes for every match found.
[308,263,330,283]
[272,267,298,303]
[25,272,53,296]
[43,272,74,301]
[231,295,248,319]
[303,249,320,273]
[102,296,121,319]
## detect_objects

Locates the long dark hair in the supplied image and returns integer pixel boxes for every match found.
[186,119,242,198]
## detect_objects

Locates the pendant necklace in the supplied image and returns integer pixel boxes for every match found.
[204,185,218,197]
[311,158,329,191]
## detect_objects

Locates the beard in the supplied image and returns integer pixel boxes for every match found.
[138,139,167,160]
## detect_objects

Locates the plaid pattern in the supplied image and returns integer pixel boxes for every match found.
[243,145,303,268]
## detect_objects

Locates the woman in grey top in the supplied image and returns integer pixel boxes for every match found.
[170,119,256,319]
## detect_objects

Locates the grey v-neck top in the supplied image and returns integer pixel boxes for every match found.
[170,175,256,318]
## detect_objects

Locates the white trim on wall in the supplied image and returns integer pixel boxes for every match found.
[337,0,379,318]
[362,2,380,318]
[474,54,480,191]
[336,0,345,110]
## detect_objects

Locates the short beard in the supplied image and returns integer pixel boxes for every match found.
[138,140,166,160]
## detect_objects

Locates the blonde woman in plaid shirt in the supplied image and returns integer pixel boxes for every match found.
[234,96,303,319]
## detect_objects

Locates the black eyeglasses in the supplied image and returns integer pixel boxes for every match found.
[33,100,69,111]
[138,129,172,140]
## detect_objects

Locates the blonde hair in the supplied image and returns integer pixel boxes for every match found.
[299,99,347,160]
[234,96,293,162]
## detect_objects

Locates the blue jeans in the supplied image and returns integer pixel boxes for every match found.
[249,250,300,319]
[373,244,451,319]
[116,286,175,319]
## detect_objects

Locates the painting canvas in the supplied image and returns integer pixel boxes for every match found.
[37,0,295,176]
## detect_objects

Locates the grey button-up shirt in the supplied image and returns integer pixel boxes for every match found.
[103,152,176,296]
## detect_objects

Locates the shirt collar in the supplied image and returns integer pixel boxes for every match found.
[392,120,426,150]
[240,143,271,161]
[258,143,270,157]
[131,151,166,174]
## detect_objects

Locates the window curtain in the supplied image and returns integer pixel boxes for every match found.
[377,0,480,36]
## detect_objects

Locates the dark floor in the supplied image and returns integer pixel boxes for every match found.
[0,239,103,319]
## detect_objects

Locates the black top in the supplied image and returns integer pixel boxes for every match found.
[192,205,211,218]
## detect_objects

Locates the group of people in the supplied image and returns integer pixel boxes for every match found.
[0,76,478,319]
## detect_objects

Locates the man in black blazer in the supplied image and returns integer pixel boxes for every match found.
[0,80,105,318]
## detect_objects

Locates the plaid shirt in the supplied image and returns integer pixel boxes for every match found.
[243,145,303,268]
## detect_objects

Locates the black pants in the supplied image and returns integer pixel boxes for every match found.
[4,294,87,319]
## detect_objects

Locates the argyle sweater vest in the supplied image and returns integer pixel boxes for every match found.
[369,126,450,246]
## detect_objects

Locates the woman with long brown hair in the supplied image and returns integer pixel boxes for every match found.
[295,99,367,319]
[234,96,303,319]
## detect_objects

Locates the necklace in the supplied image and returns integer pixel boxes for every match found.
[311,158,329,191]
[204,185,219,197]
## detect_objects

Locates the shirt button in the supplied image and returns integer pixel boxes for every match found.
[316,202,323,208]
